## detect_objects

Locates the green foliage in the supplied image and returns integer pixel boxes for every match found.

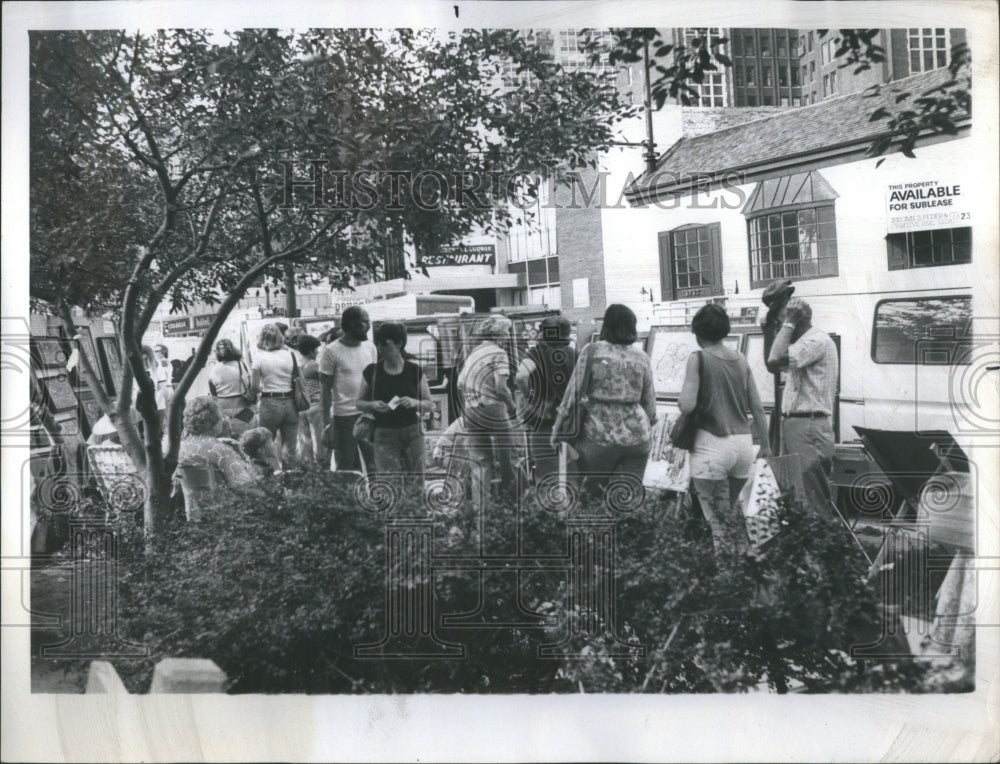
[551,497,930,693]
[602,28,732,109]
[114,474,933,694]
[865,41,971,164]
[597,28,971,165]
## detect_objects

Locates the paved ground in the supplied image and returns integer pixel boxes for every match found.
[30,564,89,693]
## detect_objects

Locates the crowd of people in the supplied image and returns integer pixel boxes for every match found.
[165,285,838,564]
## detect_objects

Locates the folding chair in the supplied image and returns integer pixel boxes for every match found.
[852,427,969,580]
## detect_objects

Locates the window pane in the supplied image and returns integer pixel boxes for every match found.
[911,51,921,71]
[873,297,972,364]
[798,207,817,227]
[817,206,835,223]
[768,213,781,229]
[924,51,934,70]
[818,221,836,240]
[781,211,796,227]
[937,50,947,67]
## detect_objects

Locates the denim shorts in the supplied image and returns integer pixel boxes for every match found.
[690,429,755,481]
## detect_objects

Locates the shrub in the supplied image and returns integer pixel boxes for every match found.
[113,473,933,693]
[550,496,930,693]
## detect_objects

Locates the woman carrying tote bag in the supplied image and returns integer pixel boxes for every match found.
[552,304,656,500]
[208,339,256,436]
[678,304,771,563]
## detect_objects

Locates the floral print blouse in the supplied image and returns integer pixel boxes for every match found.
[557,341,656,447]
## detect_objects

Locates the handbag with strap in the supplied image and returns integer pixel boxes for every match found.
[238,361,257,407]
[669,350,703,452]
[554,344,596,444]
[290,352,311,413]
[352,362,377,442]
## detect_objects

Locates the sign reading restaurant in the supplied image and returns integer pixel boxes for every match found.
[420,244,495,267]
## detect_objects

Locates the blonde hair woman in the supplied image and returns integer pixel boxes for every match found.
[249,323,300,464]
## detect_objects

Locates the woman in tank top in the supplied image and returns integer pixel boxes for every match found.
[357,322,435,485]
[678,303,771,562]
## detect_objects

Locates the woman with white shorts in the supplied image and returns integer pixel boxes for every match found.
[679,304,771,561]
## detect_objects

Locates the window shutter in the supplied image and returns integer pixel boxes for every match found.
[658,231,673,301]
[708,223,724,295]
[886,233,909,271]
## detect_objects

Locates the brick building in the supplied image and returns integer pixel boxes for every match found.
[798,28,967,104]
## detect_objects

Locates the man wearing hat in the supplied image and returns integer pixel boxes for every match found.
[761,279,796,453]
[768,296,839,513]
[515,314,576,482]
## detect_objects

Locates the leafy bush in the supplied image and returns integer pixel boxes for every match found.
[553,497,930,693]
[113,472,934,693]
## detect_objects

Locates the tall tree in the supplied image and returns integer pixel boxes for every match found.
[31,28,632,536]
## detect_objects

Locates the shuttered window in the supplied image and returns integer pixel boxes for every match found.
[658,223,723,301]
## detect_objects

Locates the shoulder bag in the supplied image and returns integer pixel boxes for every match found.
[238,361,258,407]
[352,362,377,442]
[554,345,596,444]
[290,352,311,413]
[669,350,703,452]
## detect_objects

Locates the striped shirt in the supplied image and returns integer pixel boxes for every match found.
[783,327,839,416]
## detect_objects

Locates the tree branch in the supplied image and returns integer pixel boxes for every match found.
[166,221,351,459]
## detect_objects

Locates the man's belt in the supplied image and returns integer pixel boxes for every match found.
[782,411,828,419]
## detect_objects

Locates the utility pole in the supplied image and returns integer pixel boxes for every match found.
[284,262,297,318]
[642,38,657,176]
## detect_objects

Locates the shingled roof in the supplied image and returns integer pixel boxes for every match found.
[627,67,970,202]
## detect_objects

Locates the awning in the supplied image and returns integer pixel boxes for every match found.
[741,170,839,216]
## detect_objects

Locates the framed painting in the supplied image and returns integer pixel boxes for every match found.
[41,374,79,412]
[97,336,123,396]
[33,337,68,369]
[73,325,103,387]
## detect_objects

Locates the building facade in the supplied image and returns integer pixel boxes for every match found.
[599,67,978,440]
[798,28,967,104]
[729,28,804,107]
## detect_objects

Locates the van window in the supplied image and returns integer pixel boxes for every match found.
[872,296,972,364]
[407,331,440,384]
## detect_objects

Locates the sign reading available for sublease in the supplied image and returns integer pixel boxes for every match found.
[886,179,972,233]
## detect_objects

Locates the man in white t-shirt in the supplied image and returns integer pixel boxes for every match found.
[319,307,377,472]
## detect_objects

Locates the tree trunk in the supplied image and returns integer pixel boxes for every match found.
[133,375,173,540]
[284,262,297,318]
[55,301,146,471]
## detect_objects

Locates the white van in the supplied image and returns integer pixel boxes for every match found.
[645,284,981,508]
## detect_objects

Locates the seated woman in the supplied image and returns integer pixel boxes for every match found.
[240,427,283,481]
[174,397,264,514]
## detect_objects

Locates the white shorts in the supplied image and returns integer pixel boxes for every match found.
[689,429,755,481]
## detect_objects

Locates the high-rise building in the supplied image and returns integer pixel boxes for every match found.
[664,28,731,107]
[729,28,804,107]
[798,28,967,104]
